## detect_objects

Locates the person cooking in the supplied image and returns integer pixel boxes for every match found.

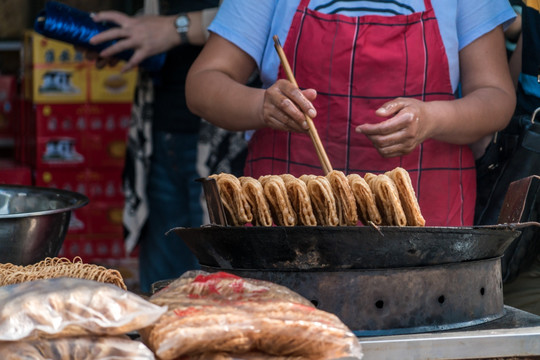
[185,0,517,227]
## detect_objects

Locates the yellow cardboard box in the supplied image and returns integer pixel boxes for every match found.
[23,30,84,67]
[89,64,137,103]
[22,31,137,104]
[31,64,88,104]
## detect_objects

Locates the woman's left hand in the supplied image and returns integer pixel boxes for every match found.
[355,97,431,158]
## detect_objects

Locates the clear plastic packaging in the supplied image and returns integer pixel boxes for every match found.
[0,277,167,341]
[0,335,155,360]
[180,352,308,360]
[141,271,363,360]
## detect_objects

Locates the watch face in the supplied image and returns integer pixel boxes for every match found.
[176,15,189,28]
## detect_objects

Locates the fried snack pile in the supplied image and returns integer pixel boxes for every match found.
[210,167,425,227]
[0,336,155,360]
[0,256,127,290]
[140,271,363,360]
[0,277,167,341]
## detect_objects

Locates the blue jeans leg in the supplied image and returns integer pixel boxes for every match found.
[139,131,202,293]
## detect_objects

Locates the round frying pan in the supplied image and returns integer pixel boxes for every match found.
[169,225,522,270]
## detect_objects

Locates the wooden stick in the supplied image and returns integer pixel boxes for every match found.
[273,35,333,175]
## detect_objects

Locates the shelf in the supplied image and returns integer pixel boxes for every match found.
[0,41,22,52]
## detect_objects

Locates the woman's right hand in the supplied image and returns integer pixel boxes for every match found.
[261,79,317,133]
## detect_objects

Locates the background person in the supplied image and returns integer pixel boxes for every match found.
[89,0,220,293]
[481,0,540,315]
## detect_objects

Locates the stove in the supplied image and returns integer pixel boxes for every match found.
[358,306,540,359]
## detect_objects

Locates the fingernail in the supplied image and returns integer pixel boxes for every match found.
[303,121,308,129]
[378,104,394,112]
[308,109,316,118]
[355,127,362,133]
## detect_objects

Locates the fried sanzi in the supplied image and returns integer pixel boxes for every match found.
[208,167,424,227]
[259,175,297,226]
[365,173,407,226]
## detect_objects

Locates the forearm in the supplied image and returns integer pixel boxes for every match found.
[426,86,515,144]
[185,7,219,46]
[186,70,266,131]
[509,34,523,88]
[161,10,214,47]
[427,25,516,145]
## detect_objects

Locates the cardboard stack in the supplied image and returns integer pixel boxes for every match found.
[18,30,138,264]
[0,75,33,186]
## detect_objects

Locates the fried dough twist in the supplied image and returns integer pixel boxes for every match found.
[326,171,358,226]
[210,173,253,226]
[300,175,339,226]
[280,174,317,226]
[347,174,382,226]
[240,176,273,226]
[259,175,297,226]
[364,173,407,226]
[385,167,426,226]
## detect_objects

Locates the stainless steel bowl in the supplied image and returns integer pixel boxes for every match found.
[0,185,89,265]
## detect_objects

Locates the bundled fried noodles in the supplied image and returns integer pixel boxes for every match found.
[280,174,317,226]
[300,175,339,226]
[326,170,358,226]
[365,173,407,226]
[209,173,253,226]
[386,167,426,226]
[347,174,382,226]
[259,175,297,226]
[0,256,126,290]
[240,176,273,227]
[208,167,424,227]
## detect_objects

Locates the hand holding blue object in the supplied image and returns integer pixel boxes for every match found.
[34,1,165,72]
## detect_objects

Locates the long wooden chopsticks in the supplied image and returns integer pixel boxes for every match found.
[273,35,333,175]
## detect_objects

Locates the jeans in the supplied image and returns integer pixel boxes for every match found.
[139,130,202,293]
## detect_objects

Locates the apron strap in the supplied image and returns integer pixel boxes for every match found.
[299,0,433,13]
[299,0,311,9]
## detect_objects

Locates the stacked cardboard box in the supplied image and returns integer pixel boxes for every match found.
[0,75,17,142]
[19,31,138,264]
[0,73,33,185]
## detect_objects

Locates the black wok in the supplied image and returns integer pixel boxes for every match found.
[169,225,522,270]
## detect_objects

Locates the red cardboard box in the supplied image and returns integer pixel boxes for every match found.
[15,100,33,164]
[59,233,126,263]
[0,75,17,140]
[25,103,130,169]
[34,168,124,202]
[68,200,124,235]
[0,160,32,185]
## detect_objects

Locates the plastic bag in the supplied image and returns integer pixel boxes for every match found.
[179,352,306,360]
[0,335,155,360]
[0,277,167,341]
[141,271,363,360]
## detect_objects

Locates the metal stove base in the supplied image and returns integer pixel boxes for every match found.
[358,306,540,360]
[203,258,504,335]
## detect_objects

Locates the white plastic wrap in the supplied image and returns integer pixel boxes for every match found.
[0,336,155,359]
[0,277,167,341]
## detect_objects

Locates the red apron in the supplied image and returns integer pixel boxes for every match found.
[244,0,475,226]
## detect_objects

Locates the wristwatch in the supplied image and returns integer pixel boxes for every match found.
[174,13,190,44]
